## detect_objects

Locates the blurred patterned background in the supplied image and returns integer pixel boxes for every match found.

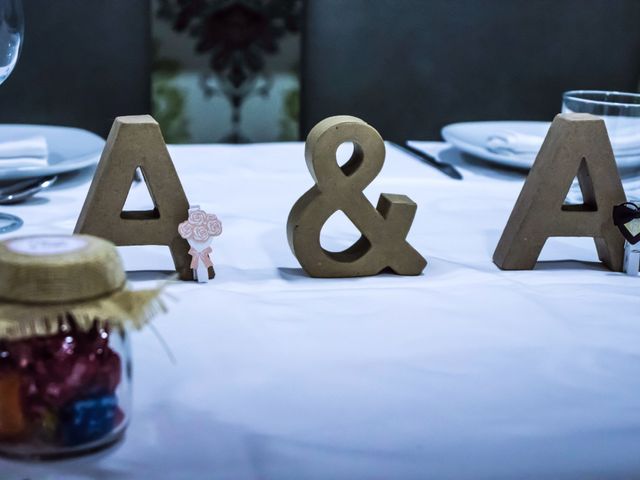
[152,0,302,144]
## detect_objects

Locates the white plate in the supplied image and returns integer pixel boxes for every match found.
[0,124,104,181]
[441,120,640,170]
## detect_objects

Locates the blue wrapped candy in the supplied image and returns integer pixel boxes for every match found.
[60,394,118,446]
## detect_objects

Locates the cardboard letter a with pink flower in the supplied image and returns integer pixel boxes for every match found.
[178,206,222,282]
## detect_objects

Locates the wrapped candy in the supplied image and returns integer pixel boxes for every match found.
[0,371,26,439]
[60,394,119,446]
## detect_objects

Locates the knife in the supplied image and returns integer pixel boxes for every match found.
[390,142,463,180]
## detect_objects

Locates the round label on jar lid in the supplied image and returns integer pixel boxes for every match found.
[6,236,89,256]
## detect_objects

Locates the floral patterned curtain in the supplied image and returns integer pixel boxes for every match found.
[152,0,302,143]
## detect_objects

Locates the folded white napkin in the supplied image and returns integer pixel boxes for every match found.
[0,136,49,168]
[487,130,640,157]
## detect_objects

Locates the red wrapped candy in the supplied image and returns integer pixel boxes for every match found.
[0,317,123,446]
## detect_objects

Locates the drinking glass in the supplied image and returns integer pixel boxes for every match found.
[562,90,640,164]
[0,0,23,234]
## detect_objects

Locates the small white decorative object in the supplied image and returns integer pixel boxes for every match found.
[624,240,640,276]
[178,205,222,283]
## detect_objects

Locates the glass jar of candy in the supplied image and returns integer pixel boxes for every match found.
[0,316,131,460]
[0,234,164,461]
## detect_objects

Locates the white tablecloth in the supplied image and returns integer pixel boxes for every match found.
[1,142,640,479]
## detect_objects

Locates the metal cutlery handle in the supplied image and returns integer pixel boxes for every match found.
[390,142,463,180]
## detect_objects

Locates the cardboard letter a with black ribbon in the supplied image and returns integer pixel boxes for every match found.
[493,113,627,271]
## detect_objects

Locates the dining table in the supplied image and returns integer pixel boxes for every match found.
[1,140,640,480]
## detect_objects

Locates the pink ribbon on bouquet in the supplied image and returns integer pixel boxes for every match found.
[189,247,213,269]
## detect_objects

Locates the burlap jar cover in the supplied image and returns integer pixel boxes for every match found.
[0,234,165,340]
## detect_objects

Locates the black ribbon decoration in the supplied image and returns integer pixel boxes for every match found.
[613,202,640,245]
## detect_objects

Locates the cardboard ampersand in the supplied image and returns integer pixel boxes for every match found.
[287,115,427,277]
[74,115,205,280]
[493,113,627,271]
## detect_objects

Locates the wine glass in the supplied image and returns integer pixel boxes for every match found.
[0,0,23,234]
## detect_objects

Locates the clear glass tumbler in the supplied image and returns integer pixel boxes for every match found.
[562,90,640,166]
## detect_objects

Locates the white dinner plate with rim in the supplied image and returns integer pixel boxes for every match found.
[441,120,640,170]
[0,124,104,181]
